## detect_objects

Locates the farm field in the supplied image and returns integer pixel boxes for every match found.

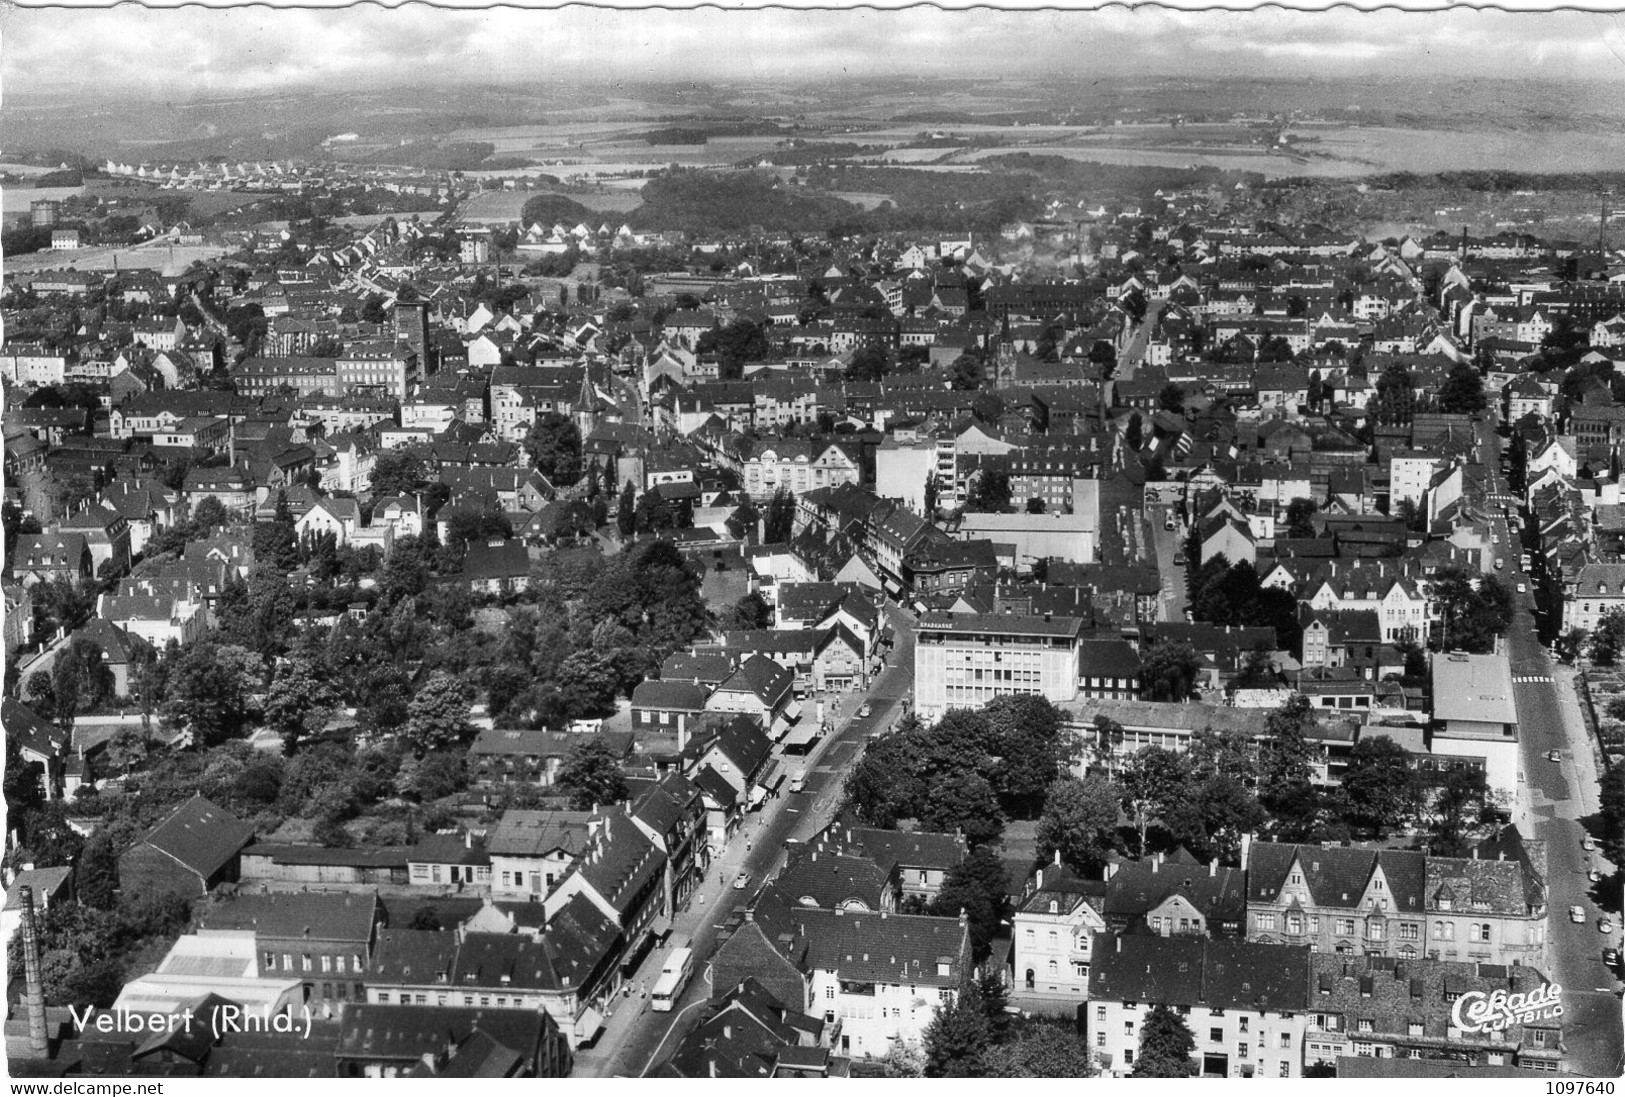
[955,142,1347,178]
[1301,126,1625,176]
[458,187,643,222]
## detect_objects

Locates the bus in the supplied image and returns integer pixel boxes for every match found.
[649,944,694,1012]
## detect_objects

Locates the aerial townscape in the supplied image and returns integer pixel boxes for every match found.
[2,10,1624,1083]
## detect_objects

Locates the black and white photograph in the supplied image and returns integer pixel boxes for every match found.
[1,2,1623,1082]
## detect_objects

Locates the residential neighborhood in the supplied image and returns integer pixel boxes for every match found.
[4,36,1625,1085]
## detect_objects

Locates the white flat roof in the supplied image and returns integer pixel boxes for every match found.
[1430,652,1517,725]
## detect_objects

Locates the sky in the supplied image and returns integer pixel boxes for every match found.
[5,6,1625,99]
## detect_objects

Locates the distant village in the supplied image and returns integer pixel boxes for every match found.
[3,166,1623,1080]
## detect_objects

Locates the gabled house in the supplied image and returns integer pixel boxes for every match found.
[486,808,594,901]
[541,812,669,979]
[1012,862,1108,1006]
[631,680,711,745]
[706,654,796,735]
[460,538,531,594]
[711,891,974,1060]
[1103,850,1247,939]
[10,532,92,587]
[1,700,69,802]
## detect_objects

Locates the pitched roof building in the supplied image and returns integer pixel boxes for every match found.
[120,794,255,901]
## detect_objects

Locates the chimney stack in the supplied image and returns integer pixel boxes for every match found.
[20,886,48,1056]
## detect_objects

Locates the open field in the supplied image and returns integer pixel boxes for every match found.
[81,178,282,218]
[4,184,86,211]
[448,120,662,151]
[827,191,894,210]
[457,187,643,222]
[1299,125,1625,176]
[957,143,1305,175]
[877,147,960,163]
[6,240,233,275]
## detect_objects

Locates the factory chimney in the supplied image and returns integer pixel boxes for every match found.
[20,885,49,1056]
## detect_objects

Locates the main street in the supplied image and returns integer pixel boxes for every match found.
[576,603,917,1077]
[1115,299,1164,383]
[1506,594,1622,1077]
[1482,422,1623,1076]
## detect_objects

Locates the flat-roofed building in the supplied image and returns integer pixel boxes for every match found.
[914,611,1085,722]
[1429,651,1518,803]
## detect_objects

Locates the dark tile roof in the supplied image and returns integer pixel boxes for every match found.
[716,653,793,707]
[1247,842,1425,914]
[486,810,593,858]
[1087,932,1207,1005]
[687,712,772,777]
[632,679,711,712]
[241,843,410,869]
[789,907,971,987]
[409,832,491,868]
[1202,937,1312,1012]
[660,652,736,685]
[370,928,458,985]
[336,1004,547,1066]
[197,890,378,944]
[773,850,891,911]
[135,793,254,883]
[1424,856,1539,916]
[2,699,68,759]
[1018,865,1107,915]
[663,977,828,1079]
[402,1027,525,1078]
[1078,639,1143,678]
[1309,952,1553,1044]
[693,766,739,808]
[631,774,702,839]
[574,813,665,918]
[460,538,530,581]
[820,825,968,876]
[1104,858,1247,925]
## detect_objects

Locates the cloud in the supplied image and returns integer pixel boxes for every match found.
[4,6,1624,96]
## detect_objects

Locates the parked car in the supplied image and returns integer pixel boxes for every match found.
[1164,517,1176,531]
[1495,557,1505,570]
[1605,947,1620,967]
[789,771,805,794]
[858,703,872,718]
[1601,917,1616,935]
[734,872,750,890]
[1571,905,1587,923]
[1517,582,1527,594]
[1584,836,1597,852]
[1174,552,1187,566]
[1548,749,1561,762]
[1590,869,1604,883]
